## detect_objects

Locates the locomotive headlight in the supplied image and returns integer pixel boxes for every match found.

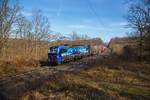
[57,56,59,59]
[48,50,50,53]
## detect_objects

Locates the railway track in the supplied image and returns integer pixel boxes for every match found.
[0,48,112,82]
[0,55,97,85]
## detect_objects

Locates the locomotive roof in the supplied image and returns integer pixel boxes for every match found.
[71,45,85,48]
[50,46,68,49]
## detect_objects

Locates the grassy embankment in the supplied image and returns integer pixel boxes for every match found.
[21,58,150,100]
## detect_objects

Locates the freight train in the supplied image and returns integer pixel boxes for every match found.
[47,45,103,65]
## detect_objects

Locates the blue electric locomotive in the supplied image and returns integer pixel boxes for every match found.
[47,45,90,64]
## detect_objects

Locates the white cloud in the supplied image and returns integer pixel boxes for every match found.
[22,12,32,17]
[68,25,105,30]
[82,19,93,23]
[57,8,61,16]
[69,25,87,29]
[57,0,63,16]
[111,22,128,26]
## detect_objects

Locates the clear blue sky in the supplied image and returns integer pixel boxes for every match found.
[20,0,130,42]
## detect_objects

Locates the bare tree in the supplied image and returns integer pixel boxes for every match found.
[31,9,51,41]
[15,13,27,39]
[31,9,51,58]
[69,31,81,41]
[126,0,150,61]
[81,34,90,40]
[14,13,35,55]
[0,0,20,57]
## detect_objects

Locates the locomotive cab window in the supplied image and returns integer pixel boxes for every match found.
[60,49,67,53]
[48,47,58,54]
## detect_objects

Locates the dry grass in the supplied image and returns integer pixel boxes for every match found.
[0,39,49,76]
[109,37,139,58]
[20,60,150,100]
[0,56,40,76]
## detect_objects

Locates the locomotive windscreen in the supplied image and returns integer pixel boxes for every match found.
[48,46,58,54]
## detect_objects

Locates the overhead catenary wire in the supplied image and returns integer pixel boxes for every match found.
[85,0,105,27]
[57,0,63,16]
[85,0,128,37]
[85,0,110,42]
